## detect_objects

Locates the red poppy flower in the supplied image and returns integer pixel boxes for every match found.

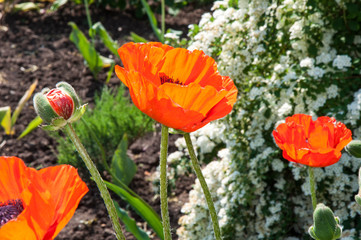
[0,156,88,240]
[272,114,352,167]
[115,42,238,133]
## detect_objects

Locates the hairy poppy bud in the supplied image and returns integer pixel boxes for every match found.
[345,140,361,158]
[33,82,86,130]
[308,203,342,240]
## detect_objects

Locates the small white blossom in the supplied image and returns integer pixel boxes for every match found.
[277,102,292,117]
[307,67,325,79]
[300,57,315,68]
[332,55,352,70]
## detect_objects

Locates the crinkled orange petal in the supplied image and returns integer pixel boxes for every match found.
[119,71,211,131]
[117,70,158,112]
[274,121,308,152]
[159,82,227,116]
[273,114,352,167]
[301,150,341,167]
[282,147,309,163]
[20,176,54,240]
[159,48,223,89]
[0,216,37,240]
[116,42,238,132]
[308,125,330,149]
[118,42,173,84]
[0,157,88,240]
[220,76,238,105]
[38,165,88,239]
[285,114,314,137]
[0,157,29,201]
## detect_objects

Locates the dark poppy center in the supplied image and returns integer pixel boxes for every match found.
[160,73,183,85]
[0,199,24,227]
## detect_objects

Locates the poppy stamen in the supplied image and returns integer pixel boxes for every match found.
[160,73,183,85]
[0,199,24,227]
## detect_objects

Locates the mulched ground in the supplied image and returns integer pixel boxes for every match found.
[0,2,209,239]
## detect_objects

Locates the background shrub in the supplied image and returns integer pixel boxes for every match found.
[176,0,361,239]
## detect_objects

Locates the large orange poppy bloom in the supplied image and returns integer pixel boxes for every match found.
[272,114,352,167]
[0,156,88,240]
[115,42,238,133]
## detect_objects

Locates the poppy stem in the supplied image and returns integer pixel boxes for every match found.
[63,123,126,240]
[308,166,317,211]
[161,0,165,42]
[159,125,172,240]
[184,133,222,240]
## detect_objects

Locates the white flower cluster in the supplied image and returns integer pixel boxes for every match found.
[151,122,227,193]
[177,0,361,239]
[177,148,237,239]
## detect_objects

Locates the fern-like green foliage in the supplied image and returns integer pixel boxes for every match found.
[52,86,153,169]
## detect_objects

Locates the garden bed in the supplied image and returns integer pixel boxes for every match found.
[0,2,209,239]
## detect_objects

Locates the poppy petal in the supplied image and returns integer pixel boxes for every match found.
[159,48,221,88]
[0,157,87,240]
[118,42,172,82]
[272,114,352,167]
[159,82,227,116]
[0,217,37,240]
[38,165,88,239]
[0,157,29,201]
[116,42,238,133]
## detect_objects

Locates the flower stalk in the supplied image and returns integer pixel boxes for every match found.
[159,125,172,240]
[309,166,317,211]
[63,123,125,240]
[184,133,222,240]
[161,0,165,42]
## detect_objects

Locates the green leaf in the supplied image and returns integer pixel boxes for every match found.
[0,106,11,135]
[13,2,40,12]
[105,181,164,239]
[348,21,360,32]
[113,201,151,240]
[106,63,115,84]
[139,0,163,42]
[12,80,38,128]
[130,32,148,43]
[68,22,104,76]
[49,0,68,11]
[111,135,137,186]
[17,116,43,139]
[89,22,119,57]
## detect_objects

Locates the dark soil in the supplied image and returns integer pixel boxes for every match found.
[0,2,208,239]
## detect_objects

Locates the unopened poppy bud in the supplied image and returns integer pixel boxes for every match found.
[33,82,86,131]
[345,140,361,158]
[46,89,74,120]
[308,203,342,240]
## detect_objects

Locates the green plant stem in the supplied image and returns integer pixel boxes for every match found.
[84,0,92,29]
[83,0,94,44]
[159,125,171,240]
[64,124,125,240]
[308,166,317,211]
[184,133,222,240]
[161,0,165,42]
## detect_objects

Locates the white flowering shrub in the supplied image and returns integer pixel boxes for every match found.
[177,0,361,239]
[151,123,226,194]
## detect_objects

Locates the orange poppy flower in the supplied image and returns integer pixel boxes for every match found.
[115,42,238,133]
[0,156,88,240]
[272,114,352,167]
